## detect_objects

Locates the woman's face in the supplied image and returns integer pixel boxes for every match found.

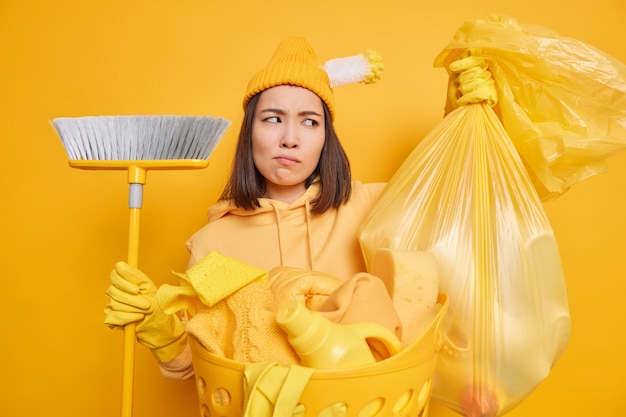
[252,85,326,203]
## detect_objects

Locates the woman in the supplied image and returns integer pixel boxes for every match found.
[104,36,388,379]
[187,38,387,281]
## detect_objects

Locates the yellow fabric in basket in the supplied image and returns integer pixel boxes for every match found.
[185,280,301,365]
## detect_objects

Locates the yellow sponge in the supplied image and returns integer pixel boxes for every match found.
[370,248,439,346]
[168,251,268,308]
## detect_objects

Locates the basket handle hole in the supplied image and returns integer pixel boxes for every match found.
[213,387,232,407]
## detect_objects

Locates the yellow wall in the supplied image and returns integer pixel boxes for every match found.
[2,1,624,416]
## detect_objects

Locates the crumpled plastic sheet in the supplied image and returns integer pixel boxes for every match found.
[435,14,626,200]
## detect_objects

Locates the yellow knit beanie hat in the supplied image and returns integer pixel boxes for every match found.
[243,36,384,120]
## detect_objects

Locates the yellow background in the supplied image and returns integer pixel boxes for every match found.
[2,1,625,416]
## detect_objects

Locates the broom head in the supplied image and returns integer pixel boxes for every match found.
[52,115,231,170]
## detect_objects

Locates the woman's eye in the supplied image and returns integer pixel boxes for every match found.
[265,116,280,123]
[303,119,318,127]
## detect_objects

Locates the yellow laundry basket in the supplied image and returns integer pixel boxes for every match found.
[189,293,448,417]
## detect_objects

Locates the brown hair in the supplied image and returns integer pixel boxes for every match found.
[219,93,352,214]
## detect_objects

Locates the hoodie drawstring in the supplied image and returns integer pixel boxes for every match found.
[270,203,285,267]
[270,200,315,271]
[304,200,315,271]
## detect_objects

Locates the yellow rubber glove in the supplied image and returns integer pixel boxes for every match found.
[445,54,498,115]
[267,266,342,311]
[104,261,187,363]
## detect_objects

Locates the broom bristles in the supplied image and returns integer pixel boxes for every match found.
[52,115,231,161]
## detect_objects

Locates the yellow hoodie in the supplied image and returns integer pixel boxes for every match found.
[159,181,386,379]
[186,181,386,281]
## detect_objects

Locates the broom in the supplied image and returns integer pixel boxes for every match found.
[52,114,231,417]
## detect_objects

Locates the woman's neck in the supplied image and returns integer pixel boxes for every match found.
[263,183,307,204]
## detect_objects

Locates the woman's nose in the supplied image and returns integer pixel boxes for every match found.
[280,124,299,148]
[281,140,298,148]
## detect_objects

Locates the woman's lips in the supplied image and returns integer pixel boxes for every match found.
[275,156,298,165]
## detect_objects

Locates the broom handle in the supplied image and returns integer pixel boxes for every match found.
[121,166,146,417]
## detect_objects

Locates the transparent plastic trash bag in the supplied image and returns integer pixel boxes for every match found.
[359,101,571,416]
[359,14,626,416]
[435,14,626,201]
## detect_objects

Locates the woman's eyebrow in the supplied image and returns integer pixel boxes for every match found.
[258,108,285,115]
[299,110,323,117]
[258,108,322,117]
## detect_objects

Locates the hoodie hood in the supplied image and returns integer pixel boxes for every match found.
[206,184,320,270]
[207,184,320,222]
